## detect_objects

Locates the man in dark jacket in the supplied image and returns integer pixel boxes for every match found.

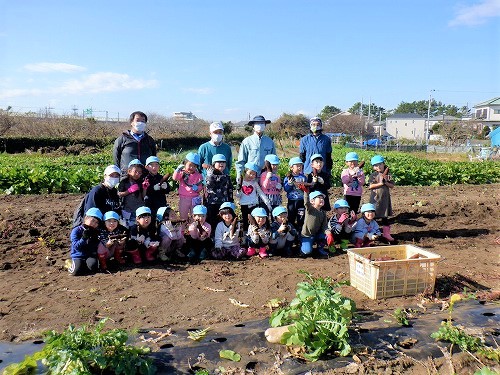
[113,111,157,175]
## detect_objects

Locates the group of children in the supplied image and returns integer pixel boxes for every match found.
[69,151,395,275]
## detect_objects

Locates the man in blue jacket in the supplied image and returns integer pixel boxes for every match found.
[299,117,332,175]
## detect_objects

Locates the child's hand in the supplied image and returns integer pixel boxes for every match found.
[161,182,168,189]
[316,176,324,184]
[266,171,273,179]
[369,234,378,241]
[149,241,160,248]
[153,183,161,191]
[136,235,145,244]
[106,240,114,247]
[326,232,335,246]
[142,179,150,189]
[176,164,184,171]
[275,182,282,190]
[338,212,349,224]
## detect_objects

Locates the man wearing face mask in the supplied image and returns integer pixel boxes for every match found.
[235,115,276,184]
[198,121,233,178]
[113,111,157,175]
[299,117,333,175]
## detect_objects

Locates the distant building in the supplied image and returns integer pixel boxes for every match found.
[472,97,500,132]
[386,113,426,140]
[173,111,197,121]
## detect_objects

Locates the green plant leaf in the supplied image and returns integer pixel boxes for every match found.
[219,349,241,362]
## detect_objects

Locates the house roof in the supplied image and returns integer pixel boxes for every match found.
[387,113,423,119]
[474,97,500,107]
[429,115,460,121]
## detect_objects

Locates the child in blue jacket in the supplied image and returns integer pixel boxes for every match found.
[69,208,103,276]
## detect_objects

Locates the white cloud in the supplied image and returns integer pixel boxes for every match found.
[24,62,87,73]
[449,0,500,26]
[0,72,159,99]
[59,72,158,93]
[182,87,213,95]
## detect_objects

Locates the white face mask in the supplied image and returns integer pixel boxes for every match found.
[133,121,146,133]
[104,176,120,188]
[254,123,266,133]
[211,133,223,143]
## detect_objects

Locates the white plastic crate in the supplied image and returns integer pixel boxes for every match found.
[347,245,441,299]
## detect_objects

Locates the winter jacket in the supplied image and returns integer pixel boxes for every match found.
[113,131,156,174]
[70,225,100,259]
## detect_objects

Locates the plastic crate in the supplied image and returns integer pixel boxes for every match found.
[347,245,441,299]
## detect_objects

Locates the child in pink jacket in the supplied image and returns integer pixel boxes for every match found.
[341,152,365,213]
[259,154,282,211]
[172,152,204,221]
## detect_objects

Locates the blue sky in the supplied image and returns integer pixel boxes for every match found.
[1,0,499,122]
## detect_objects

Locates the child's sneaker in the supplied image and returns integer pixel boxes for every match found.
[246,247,257,256]
[258,247,268,258]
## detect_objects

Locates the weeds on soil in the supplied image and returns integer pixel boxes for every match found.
[2,318,156,375]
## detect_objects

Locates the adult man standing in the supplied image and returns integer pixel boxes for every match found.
[299,117,332,175]
[235,115,276,184]
[198,121,233,178]
[113,111,157,175]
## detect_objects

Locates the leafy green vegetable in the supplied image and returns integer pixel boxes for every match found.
[2,319,156,375]
[219,349,241,362]
[269,271,356,361]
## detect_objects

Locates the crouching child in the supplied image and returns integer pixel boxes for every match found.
[213,202,246,260]
[246,207,271,258]
[351,203,381,248]
[69,208,102,276]
[300,190,331,258]
[186,205,212,263]
[97,211,128,271]
[269,206,297,257]
[327,199,356,252]
[126,206,160,264]
[156,206,186,262]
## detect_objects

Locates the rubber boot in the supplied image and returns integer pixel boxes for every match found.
[382,226,395,242]
[354,238,364,248]
[128,249,142,265]
[145,246,157,261]
[98,254,108,271]
[114,249,126,264]
[258,247,268,258]
[247,247,257,256]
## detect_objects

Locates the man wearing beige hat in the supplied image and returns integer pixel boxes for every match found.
[198,121,233,178]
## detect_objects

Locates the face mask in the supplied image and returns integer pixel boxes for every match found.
[254,123,265,133]
[133,121,146,133]
[211,133,223,143]
[104,176,120,188]
[311,125,322,133]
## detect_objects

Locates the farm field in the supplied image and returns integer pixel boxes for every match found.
[0,181,499,373]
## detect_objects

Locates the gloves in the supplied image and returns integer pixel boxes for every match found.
[338,212,349,224]
[266,172,273,179]
[142,179,150,189]
[176,164,184,171]
[82,228,93,239]
[326,232,335,246]
[298,184,309,193]
[316,176,324,184]
[149,241,160,248]
[153,183,161,191]
[368,234,378,241]
[161,182,168,189]
[127,183,140,194]
[275,183,282,190]
[136,235,146,244]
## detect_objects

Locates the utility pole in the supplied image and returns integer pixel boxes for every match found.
[426,89,435,146]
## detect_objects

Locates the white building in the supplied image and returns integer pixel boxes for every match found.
[173,111,197,121]
[473,97,500,131]
[385,113,426,141]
